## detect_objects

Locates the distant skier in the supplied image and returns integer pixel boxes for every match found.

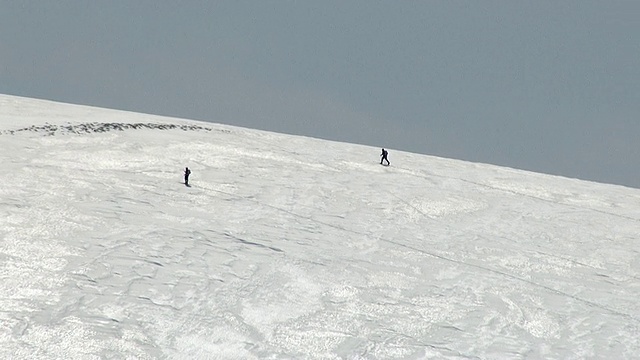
[184,167,191,186]
[380,148,390,166]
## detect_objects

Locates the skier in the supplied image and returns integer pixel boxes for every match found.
[184,167,191,186]
[380,148,390,166]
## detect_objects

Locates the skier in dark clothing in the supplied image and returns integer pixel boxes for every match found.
[184,167,191,186]
[380,148,390,166]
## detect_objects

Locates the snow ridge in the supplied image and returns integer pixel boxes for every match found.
[1,95,640,359]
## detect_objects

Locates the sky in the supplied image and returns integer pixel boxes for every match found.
[2,95,640,358]
[1,1,639,188]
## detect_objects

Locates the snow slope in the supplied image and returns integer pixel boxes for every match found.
[1,94,639,359]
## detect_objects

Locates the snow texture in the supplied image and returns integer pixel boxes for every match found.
[1,95,639,359]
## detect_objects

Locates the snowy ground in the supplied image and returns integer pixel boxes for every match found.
[1,95,639,359]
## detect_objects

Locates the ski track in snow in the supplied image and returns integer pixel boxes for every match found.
[1,95,640,359]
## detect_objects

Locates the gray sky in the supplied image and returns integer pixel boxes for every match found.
[2,1,639,188]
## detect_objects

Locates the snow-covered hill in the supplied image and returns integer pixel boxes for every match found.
[1,94,639,359]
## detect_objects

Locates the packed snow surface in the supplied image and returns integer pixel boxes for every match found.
[1,95,639,359]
